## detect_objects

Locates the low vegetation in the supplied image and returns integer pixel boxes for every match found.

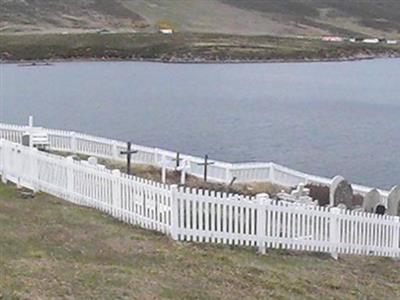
[0,182,399,299]
[1,32,399,63]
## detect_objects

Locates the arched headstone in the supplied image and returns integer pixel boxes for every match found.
[362,188,381,213]
[330,176,353,208]
[329,175,344,206]
[387,185,400,216]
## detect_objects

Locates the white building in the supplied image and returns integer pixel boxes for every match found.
[322,36,343,42]
[362,38,379,44]
[387,40,398,45]
[159,29,173,35]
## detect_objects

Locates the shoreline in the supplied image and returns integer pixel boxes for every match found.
[1,52,399,65]
[2,32,399,65]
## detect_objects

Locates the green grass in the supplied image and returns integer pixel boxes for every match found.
[1,32,399,63]
[0,182,399,299]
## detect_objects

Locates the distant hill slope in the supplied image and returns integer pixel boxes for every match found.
[221,0,400,36]
[1,0,400,38]
[0,0,147,33]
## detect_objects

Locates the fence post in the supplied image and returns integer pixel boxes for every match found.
[269,163,275,183]
[30,146,39,193]
[66,156,75,204]
[394,216,400,259]
[225,166,233,184]
[161,154,167,183]
[0,140,7,184]
[154,148,160,164]
[256,193,269,254]
[71,132,77,153]
[112,141,119,160]
[112,169,122,219]
[330,207,341,260]
[170,184,179,240]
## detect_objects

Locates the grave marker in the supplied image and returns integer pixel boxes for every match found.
[120,142,138,175]
[387,185,400,216]
[330,176,353,208]
[363,188,381,213]
[197,154,214,182]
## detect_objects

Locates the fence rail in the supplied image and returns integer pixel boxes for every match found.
[0,139,399,259]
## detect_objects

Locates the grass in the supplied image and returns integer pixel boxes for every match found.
[1,32,399,63]
[2,0,400,37]
[0,182,399,299]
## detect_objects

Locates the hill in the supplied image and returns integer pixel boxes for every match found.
[1,182,399,299]
[1,0,400,38]
[0,0,147,33]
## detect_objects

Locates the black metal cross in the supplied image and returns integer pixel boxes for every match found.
[171,152,183,168]
[197,154,214,182]
[120,141,138,175]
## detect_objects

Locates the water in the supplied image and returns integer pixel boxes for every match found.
[1,59,400,189]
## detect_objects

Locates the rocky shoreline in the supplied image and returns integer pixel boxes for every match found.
[2,32,400,65]
[2,52,399,65]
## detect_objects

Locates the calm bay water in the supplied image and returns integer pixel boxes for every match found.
[1,59,400,188]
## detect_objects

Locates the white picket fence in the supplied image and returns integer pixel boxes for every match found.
[0,122,390,200]
[0,139,399,259]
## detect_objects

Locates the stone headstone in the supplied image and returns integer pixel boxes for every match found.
[362,188,381,213]
[387,185,400,216]
[330,176,353,208]
[329,175,344,206]
[375,205,386,215]
[291,183,310,199]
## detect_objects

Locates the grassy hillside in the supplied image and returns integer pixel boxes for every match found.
[0,0,147,33]
[222,0,400,36]
[2,0,400,38]
[1,182,399,299]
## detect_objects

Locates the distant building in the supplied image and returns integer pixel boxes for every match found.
[322,36,343,42]
[362,38,379,44]
[387,40,398,45]
[97,29,112,35]
[159,28,173,35]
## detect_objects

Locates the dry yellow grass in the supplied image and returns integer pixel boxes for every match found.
[0,182,399,299]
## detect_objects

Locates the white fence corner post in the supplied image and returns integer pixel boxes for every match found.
[161,154,167,183]
[170,184,179,240]
[330,207,341,260]
[112,169,122,219]
[70,132,77,153]
[66,156,75,203]
[256,193,269,254]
